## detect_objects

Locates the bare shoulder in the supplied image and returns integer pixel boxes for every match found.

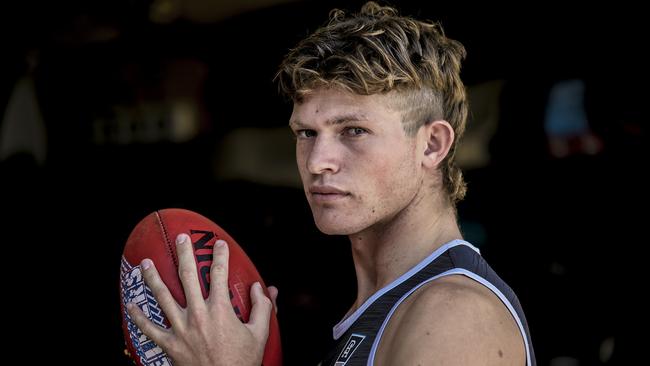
[376,274,525,366]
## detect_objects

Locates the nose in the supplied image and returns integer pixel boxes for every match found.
[306,136,341,175]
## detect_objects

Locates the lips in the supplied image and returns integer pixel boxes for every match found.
[309,185,350,202]
[309,186,348,195]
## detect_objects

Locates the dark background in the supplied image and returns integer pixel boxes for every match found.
[1,0,646,365]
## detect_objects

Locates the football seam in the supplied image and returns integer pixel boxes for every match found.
[155,210,178,268]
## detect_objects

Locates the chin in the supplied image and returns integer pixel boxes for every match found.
[312,215,365,236]
[315,224,350,235]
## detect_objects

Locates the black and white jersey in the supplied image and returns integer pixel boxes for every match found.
[320,239,536,366]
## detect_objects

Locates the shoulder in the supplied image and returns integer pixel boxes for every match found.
[377,274,525,366]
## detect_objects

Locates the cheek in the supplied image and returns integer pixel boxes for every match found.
[364,147,419,205]
[295,144,309,174]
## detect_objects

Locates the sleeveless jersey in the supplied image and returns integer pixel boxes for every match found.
[320,239,535,366]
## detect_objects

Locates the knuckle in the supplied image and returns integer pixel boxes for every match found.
[187,310,207,326]
[163,337,182,357]
[262,295,272,305]
[179,268,196,280]
[136,318,153,335]
[128,310,142,326]
[211,262,227,274]
[259,295,272,308]
[163,343,176,357]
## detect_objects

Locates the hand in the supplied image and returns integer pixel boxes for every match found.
[126,234,273,366]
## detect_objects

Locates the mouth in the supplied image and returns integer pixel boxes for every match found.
[309,186,350,202]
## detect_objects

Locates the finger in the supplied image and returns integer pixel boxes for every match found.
[140,258,184,326]
[246,282,272,341]
[126,301,173,347]
[208,239,230,304]
[175,233,204,309]
[268,285,279,314]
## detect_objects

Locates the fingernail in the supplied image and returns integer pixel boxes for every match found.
[215,239,226,247]
[176,234,187,245]
[126,302,135,311]
[141,258,152,270]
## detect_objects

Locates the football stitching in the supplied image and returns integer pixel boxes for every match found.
[155,210,178,268]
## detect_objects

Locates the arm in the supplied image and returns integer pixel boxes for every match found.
[380,275,525,366]
[126,234,275,366]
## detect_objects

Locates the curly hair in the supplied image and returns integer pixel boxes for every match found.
[276,1,468,205]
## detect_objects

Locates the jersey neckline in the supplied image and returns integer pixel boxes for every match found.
[332,239,479,340]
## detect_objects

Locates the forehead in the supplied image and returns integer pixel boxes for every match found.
[290,88,401,126]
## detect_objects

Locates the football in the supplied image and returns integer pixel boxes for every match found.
[119,208,282,366]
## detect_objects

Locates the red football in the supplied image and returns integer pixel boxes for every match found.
[119,208,282,366]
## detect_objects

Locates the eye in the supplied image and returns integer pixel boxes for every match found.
[295,129,317,139]
[343,127,368,137]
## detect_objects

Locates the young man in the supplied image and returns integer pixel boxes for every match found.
[127,2,535,365]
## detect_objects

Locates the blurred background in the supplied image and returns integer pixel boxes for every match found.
[1,0,646,365]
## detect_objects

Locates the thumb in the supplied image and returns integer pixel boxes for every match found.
[268,286,279,314]
[246,282,273,341]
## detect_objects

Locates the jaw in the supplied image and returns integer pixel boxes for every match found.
[310,206,353,235]
[309,199,368,235]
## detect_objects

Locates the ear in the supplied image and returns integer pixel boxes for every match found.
[420,120,455,169]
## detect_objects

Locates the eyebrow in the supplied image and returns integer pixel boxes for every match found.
[289,113,369,128]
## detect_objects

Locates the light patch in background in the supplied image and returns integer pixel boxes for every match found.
[0,77,47,165]
[544,79,602,158]
[599,336,615,363]
[457,80,504,170]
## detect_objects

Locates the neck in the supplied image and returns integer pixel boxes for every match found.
[346,188,462,314]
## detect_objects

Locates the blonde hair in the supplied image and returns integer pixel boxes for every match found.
[276,1,468,204]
